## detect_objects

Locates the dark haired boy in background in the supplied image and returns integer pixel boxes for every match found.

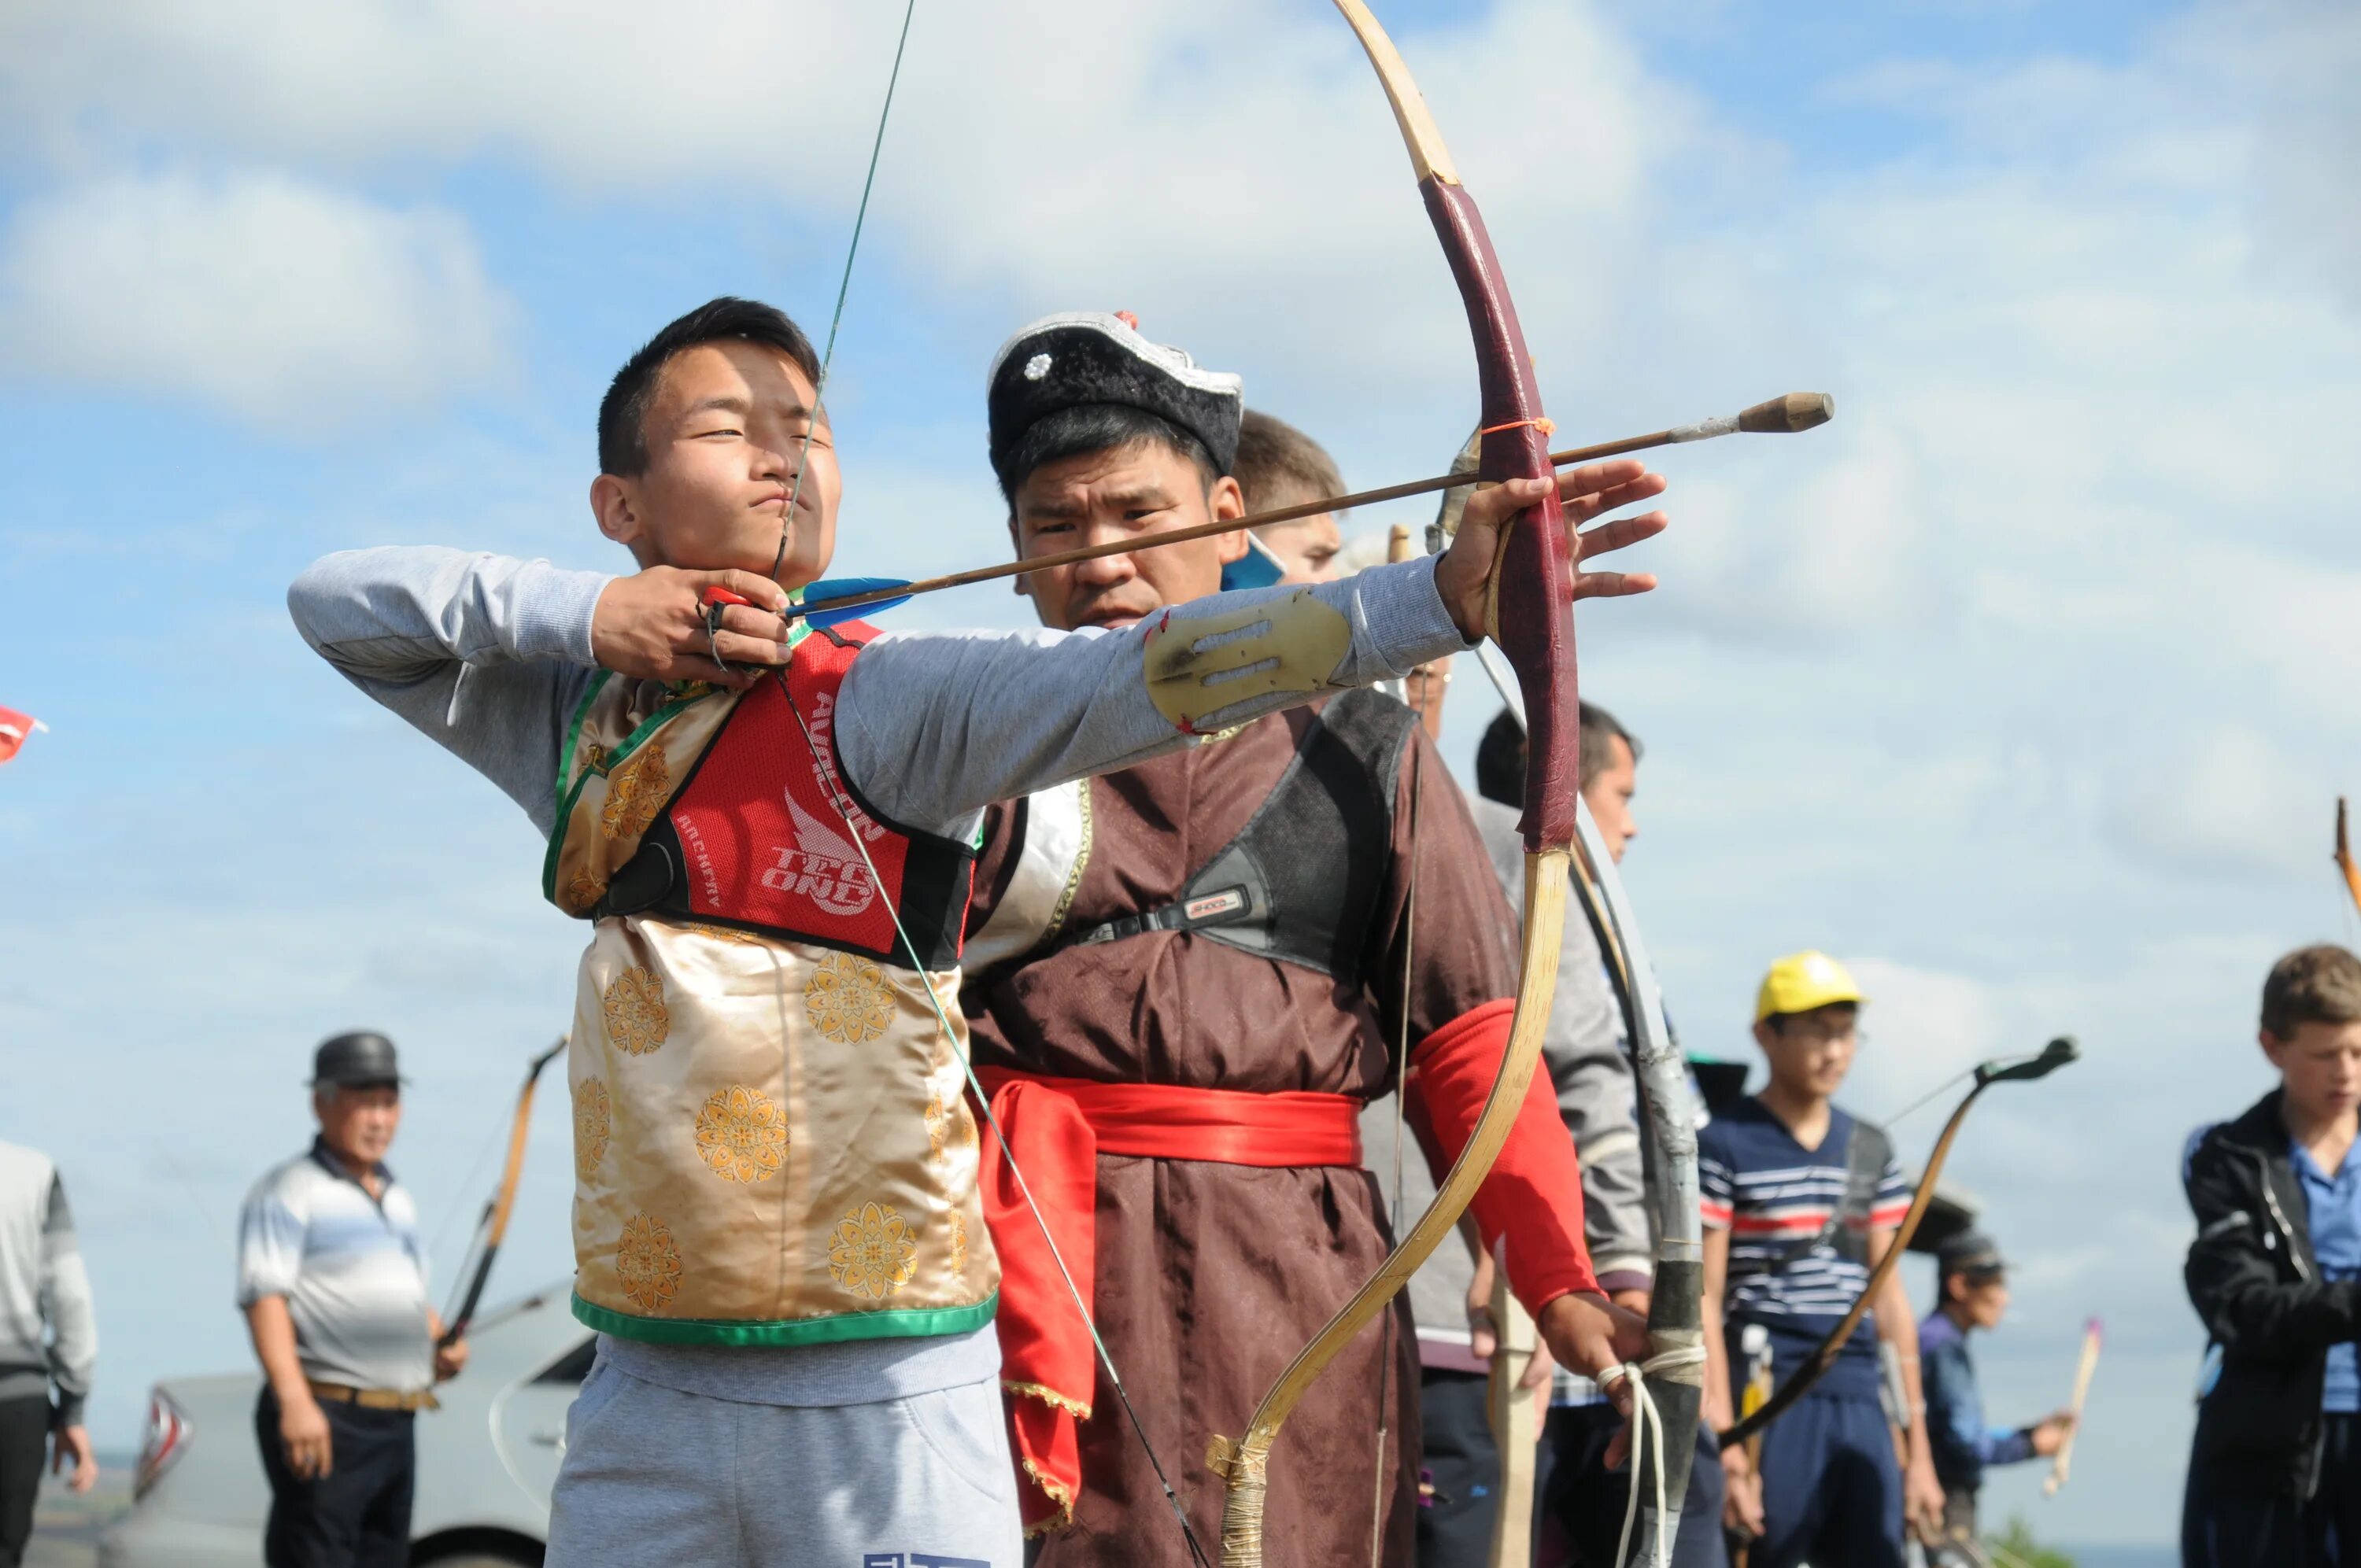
[2182,943,2361,1566]
[288,296,1620,1566]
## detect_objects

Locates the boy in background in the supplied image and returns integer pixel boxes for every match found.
[1700,952,1944,1568]
[1919,1231,2074,1559]
[2182,943,2361,1566]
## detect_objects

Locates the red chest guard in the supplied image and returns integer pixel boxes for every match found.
[602,626,974,969]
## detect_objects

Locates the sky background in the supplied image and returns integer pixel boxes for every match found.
[3,0,2358,1547]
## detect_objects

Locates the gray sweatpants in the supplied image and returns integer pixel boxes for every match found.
[547,1357,1023,1567]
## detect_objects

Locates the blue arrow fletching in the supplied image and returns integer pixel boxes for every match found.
[800,576,913,629]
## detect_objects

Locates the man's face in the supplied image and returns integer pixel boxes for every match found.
[1011,441,1245,632]
[1254,511,1342,584]
[2263,1018,2361,1127]
[1751,1003,1860,1101]
[1581,735,1639,864]
[314,1083,402,1168]
[592,341,841,586]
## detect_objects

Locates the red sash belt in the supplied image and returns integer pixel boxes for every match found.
[975,1069,1363,1534]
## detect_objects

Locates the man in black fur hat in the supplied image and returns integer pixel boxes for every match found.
[960,310,1672,1565]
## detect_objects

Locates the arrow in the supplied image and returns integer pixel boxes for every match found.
[780,393,1834,625]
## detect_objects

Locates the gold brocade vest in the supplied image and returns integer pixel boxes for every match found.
[543,624,995,1348]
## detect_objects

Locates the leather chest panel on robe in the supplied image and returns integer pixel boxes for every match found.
[1057,688,1415,987]
[594,627,974,971]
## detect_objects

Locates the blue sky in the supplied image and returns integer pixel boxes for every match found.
[4,0,2359,1545]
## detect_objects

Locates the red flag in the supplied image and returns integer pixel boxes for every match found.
[0,706,46,766]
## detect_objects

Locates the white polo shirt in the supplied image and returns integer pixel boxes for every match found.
[237,1139,433,1394]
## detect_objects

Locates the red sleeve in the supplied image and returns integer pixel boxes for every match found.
[1406,998,1601,1313]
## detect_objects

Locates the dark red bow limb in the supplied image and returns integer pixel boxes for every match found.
[1421,182,1580,853]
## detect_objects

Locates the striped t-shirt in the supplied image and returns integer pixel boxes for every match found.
[1700,1099,1908,1385]
[237,1139,433,1394]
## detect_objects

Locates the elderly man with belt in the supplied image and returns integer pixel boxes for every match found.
[237,1031,467,1568]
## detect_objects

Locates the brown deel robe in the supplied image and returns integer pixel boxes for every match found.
[963,698,1519,1567]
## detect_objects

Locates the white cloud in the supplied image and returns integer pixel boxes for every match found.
[0,169,512,426]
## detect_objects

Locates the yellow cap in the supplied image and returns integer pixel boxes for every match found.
[1754,950,1864,1024]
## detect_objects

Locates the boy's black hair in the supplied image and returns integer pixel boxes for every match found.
[597,297,821,478]
[1476,709,1526,808]
[1474,699,1641,810]
[996,404,1217,507]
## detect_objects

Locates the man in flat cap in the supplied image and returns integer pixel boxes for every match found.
[1918,1232,2074,1566]
[959,310,1672,1565]
[237,1032,466,1568]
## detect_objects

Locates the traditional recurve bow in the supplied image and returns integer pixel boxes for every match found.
[1204,8,1698,1561]
[1717,1037,2081,1450]
[439,1037,567,1348]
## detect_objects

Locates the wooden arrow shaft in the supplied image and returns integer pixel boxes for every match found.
[789,393,1832,622]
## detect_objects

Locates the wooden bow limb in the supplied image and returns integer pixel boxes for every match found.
[2042,1318,2102,1496]
[1209,6,1587,1562]
[439,1037,567,1348]
[1485,1245,1543,1568]
[1719,1039,2082,1450]
[2337,799,2361,919]
[784,396,1830,626]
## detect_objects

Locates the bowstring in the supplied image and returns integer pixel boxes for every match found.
[774,676,1214,1568]
[768,0,917,588]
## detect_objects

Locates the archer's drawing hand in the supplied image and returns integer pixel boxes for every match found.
[1434,459,1669,642]
[591,566,796,688]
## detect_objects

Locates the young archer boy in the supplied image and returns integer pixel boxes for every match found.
[1700,952,1945,1568]
[288,297,1660,1566]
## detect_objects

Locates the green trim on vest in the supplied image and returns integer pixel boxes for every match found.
[540,679,715,906]
[541,597,815,908]
[571,1289,998,1348]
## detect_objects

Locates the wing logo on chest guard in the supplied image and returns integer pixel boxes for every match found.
[761,795,879,917]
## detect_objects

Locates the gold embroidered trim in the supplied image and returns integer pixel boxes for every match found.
[805,951,895,1044]
[597,743,671,840]
[1003,1378,1092,1420]
[573,1077,610,1179]
[1017,1455,1077,1537]
[601,965,670,1056]
[827,1201,920,1300]
[1041,779,1093,946]
[615,1212,682,1312]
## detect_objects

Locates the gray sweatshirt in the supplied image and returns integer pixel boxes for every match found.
[0,1141,98,1426]
[287,544,1474,1406]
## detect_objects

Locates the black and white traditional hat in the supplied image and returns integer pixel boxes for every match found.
[986,311,1244,488]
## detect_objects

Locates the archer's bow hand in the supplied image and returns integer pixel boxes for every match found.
[1434,459,1669,643]
[434,1334,469,1383]
[1537,1290,1653,1419]
[590,566,796,688]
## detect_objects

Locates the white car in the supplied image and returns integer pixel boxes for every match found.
[101,1283,589,1567]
